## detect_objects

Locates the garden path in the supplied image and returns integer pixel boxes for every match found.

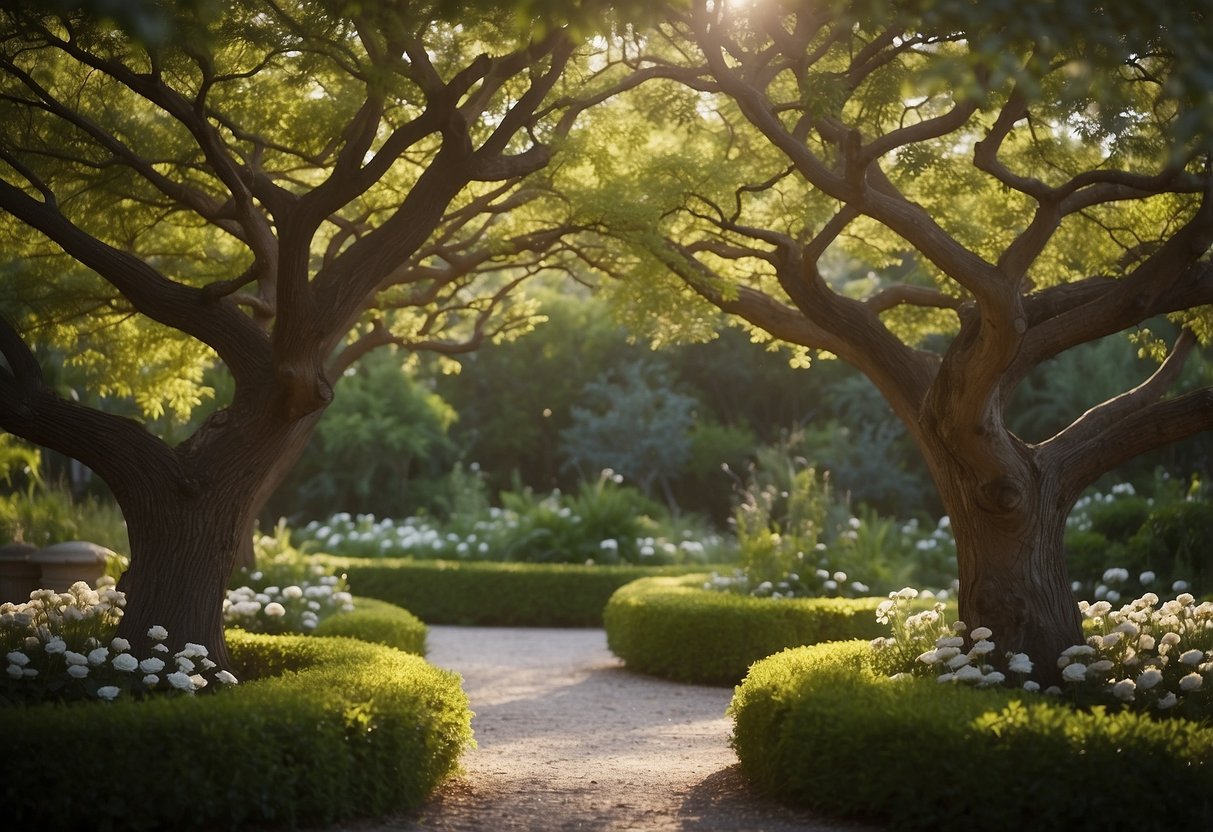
[327,626,879,832]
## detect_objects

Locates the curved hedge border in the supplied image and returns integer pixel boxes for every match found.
[315,555,691,626]
[0,631,472,830]
[730,640,1213,830]
[312,594,428,654]
[603,575,888,685]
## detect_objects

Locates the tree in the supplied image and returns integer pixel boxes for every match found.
[0,1,624,665]
[567,0,1213,678]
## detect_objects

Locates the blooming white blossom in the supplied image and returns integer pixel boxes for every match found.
[1062,663,1088,683]
[147,625,168,641]
[64,650,89,666]
[142,674,159,686]
[96,686,120,701]
[215,670,238,685]
[110,637,130,652]
[264,602,286,617]
[970,640,995,656]
[1179,649,1204,666]
[140,657,165,674]
[1179,673,1204,692]
[954,665,983,683]
[1111,679,1136,701]
[6,650,29,667]
[66,664,90,679]
[44,636,66,655]
[1007,653,1033,674]
[87,647,110,666]
[167,671,194,691]
[1136,668,1163,690]
[969,626,993,641]
[111,653,139,673]
[1157,692,1179,709]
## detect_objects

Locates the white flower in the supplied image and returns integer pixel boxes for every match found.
[282,585,304,599]
[44,637,66,655]
[978,671,1006,687]
[110,637,130,652]
[153,643,169,653]
[947,653,971,670]
[1180,649,1204,666]
[190,674,207,689]
[179,643,209,659]
[140,657,165,674]
[167,671,195,691]
[1007,653,1033,674]
[64,650,89,666]
[142,674,160,685]
[917,650,942,665]
[215,670,239,685]
[176,657,195,673]
[1157,692,1179,709]
[264,602,286,617]
[896,587,919,600]
[1136,668,1163,689]
[67,664,90,679]
[1061,644,1096,658]
[5,651,29,667]
[1100,632,1124,648]
[954,665,983,683]
[1179,672,1204,692]
[1139,634,1157,651]
[1139,571,1155,585]
[969,627,993,640]
[1111,679,1136,701]
[970,640,995,656]
[111,653,139,673]
[936,636,964,649]
[1022,680,1041,692]
[88,647,110,666]
[5,665,22,679]
[1088,660,1114,674]
[1062,663,1088,683]
[147,625,168,641]
[96,685,120,701]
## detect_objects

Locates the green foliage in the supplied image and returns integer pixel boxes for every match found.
[312,596,427,656]
[604,575,888,685]
[559,360,696,500]
[0,631,472,829]
[316,555,692,626]
[1128,500,1213,590]
[733,459,835,589]
[0,454,129,558]
[266,351,457,522]
[729,640,1213,830]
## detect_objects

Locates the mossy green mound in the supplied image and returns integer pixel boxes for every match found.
[730,640,1213,829]
[603,575,888,685]
[0,631,472,830]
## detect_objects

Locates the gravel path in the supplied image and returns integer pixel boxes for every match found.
[329,626,879,831]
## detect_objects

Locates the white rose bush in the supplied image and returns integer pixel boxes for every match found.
[224,570,355,635]
[871,584,1213,721]
[1,577,236,706]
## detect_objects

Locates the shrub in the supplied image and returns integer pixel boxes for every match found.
[317,555,692,626]
[313,596,427,655]
[0,631,472,830]
[604,575,889,685]
[729,641,1213,830]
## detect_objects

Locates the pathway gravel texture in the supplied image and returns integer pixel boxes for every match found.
[328,626,880,832]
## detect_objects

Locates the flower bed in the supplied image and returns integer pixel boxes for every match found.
[730,640,1213,829]
[1,630,472,829]
[316,555,694,626]
[603,574,892,685]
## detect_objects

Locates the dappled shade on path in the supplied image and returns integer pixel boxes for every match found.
[320,627,878,831]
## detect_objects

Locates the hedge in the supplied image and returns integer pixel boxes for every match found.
[311,594,428,654]
[730,641,1213,830]
[314,555,691,626]
[0,631,472,830]
[603,574,889,685]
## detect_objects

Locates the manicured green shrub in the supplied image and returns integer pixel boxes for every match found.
[316,555,691,626]
[730,641,1213,830]
[312,595,427,654]
[0,631,472,830]
[604,575,888,685]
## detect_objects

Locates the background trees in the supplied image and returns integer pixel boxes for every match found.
[562,0,1213,674]
[0,0,616,662]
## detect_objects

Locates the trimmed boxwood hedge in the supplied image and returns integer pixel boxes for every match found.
[730,640,1213,830]
[0,631,472,830]
[315,555,691,626]
[603,575,888,685]
[312,594,428,654]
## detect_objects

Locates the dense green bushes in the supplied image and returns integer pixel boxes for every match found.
[604,575,888,685]
[318,555,691,626]
[0,631,472,830]
[730,641,1213,830]
[311,595,428,655]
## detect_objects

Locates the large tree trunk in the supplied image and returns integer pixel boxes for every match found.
[924,440,1083,686]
